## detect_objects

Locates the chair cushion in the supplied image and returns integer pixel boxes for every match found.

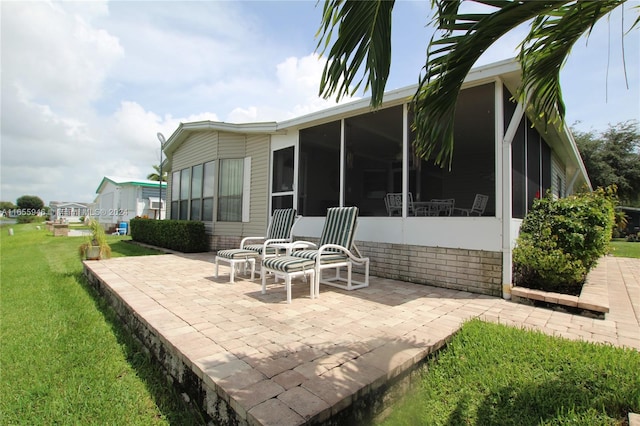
[267,208,296,240]
[216,249,260,259]
[262,256,316,273]
[242,244,278,255]
[292,249,348,264]
[318,207,358,249]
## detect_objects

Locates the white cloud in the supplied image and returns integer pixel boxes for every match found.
[1,2,336,205]
[2,1,123,111]
[226,53,351,123]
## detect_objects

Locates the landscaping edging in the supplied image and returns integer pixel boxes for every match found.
[510,260,610,319]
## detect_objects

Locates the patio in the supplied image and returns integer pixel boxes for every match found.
[83,254,639,425]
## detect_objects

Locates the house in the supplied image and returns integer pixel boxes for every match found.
[92,176,167,230]
[49,201,91,223]
[618,206,640,236]
[162,59,591,299]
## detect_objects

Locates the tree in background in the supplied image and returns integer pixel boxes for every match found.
[316,0,637,167]
[0,201,17,211]
[574,120,640,206]
[16,195,44,211]
[147,165,167,182]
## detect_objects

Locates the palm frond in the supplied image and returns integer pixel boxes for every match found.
[315,0,637,169]
[518,1,625,126]
[316,0,394,105]
[414,0,564,168]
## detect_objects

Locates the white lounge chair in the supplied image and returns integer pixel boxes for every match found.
[215,208,298,283]
[261,206,370,303]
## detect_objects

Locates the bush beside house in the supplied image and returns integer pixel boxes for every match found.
[130,218,208,253]
[513,187,616,295]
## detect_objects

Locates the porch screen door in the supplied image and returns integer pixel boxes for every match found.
[271,146,294,212]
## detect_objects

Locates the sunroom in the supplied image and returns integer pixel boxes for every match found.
[162,59,590,299]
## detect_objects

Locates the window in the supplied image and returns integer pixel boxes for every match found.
[190,164,203,220]
[408,83,496,216]
[170,163,215,222]
[179,168,191,220]
[512,115,553,217]
[169,159,242,223]
[293,83,498,217]
[298,121,341,216]
[202,161,215,221]
[218,159,244,221]
[271,147,294,212]
[171,171,180,219]
[344,105,403,216]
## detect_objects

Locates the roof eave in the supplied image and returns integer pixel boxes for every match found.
[164,120,282,157]
[277,58,521,130]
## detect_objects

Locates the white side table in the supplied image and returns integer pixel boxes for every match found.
[269,241,316,256]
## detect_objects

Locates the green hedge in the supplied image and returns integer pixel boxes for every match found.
[513,187,616,295]
[130,218,209,253]
[16,215,46,224]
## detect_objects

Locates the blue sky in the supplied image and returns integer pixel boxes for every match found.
[1,1,638,205]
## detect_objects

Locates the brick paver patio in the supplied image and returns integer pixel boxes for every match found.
[83,254,639,425]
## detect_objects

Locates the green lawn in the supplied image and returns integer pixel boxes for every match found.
[378,319,640,426]
[610,239,640,258]
[0,223,203,424]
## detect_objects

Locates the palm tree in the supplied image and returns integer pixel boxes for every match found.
[147,165,167,182]
[316,0,638,167]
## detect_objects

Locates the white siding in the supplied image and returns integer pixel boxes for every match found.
[167,129,271,241]
[551,154,566,199]
[218,133,246,158]
[173,132,218,170]
[246,134,270,236]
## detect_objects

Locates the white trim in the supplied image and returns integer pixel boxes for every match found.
[499,82,527,301]
[564,122,592,191]
[340,119,345,206]
[277,59,520,130]
[402,103,409,218]
[567,169,581,195]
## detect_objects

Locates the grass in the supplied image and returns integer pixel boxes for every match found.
[0,223,204,424]
[378,319,640,426]
[610,239,640,258]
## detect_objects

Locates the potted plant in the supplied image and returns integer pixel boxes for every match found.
[79,219,112,260]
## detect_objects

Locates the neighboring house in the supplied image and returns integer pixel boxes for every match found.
[92,176,167,230]
[49,201,91,223]
[618,206,640,236]
[162,59,591,300]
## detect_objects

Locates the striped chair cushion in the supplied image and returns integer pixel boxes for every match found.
[262,256,316,273]
[216,249,260,259]
[242,244,278,255]
[291,249,348,264]
[317,206,358,250]
[266,208,296,240]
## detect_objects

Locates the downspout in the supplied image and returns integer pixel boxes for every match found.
[501,96,526,300]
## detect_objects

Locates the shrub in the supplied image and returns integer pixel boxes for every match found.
[16,215,46,224]
[130,218,208,253]
[513,187,616,294]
